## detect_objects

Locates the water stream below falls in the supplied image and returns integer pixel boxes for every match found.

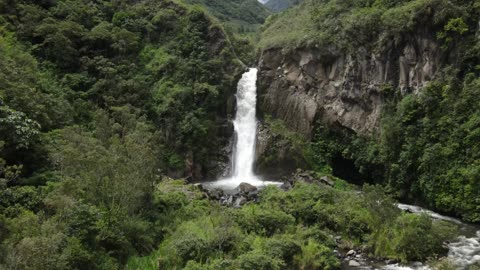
[340,203,480,270]
[204,68,479,269]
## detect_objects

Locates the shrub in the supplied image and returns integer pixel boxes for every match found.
[159,213,243,267]
[247,234,302,265]
[372,214,457,262]
[293,239,340,270]
[236,204,295,236]
[235,250,285,270]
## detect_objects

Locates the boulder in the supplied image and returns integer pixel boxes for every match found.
[206,188,224,200]
[348,260,361,267]
[346,250,356,256]
[236,182,258,196]
[280,181,292,191]
[233,196,248,208]
[319,176,335,187]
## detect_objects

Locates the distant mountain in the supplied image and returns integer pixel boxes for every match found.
[185,0,270,31]
[263,0,303,12]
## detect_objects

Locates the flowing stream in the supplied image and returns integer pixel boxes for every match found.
[343,204,480,270]
[206,68,279,191]
[392,204,480,270]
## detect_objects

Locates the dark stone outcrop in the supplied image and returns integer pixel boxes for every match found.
[257,35,445,138]
[280,169,335,190]
[254,123,307,179]
[201,182,259,207]
[255,30,450,176]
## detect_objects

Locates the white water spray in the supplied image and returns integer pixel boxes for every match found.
[208,68,279,190]
[231,68,259,181]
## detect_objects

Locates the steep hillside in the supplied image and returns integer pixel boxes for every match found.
[185,0,270,32]
[256,0,480,221]
[0,1,247,267]
[264,0,303,12]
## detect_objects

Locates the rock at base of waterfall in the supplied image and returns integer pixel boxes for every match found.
[412,262,424,267]
[346,250,356,256]
[233,196,248,208]
[282,169,335,189]
[384,259,399,265]
[280,181,292,191]
[319,176,334,187]
[204,187,224,200]
[348,260,361,267]
[200,182,260,207]
[236,182,258,196]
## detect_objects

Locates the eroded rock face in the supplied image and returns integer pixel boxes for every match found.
[257,34,444,137]
[200,182,259,207]
[254,123,307,179]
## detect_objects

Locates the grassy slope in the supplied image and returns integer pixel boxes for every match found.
[265,0,304,12]
[257,1,315,50]
[183,0,270,32]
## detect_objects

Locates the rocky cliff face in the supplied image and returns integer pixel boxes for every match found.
[255,33,447,176]
[257,34,445,138]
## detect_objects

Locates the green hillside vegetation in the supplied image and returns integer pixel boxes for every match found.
[259,0,480,222]
[0,0,477,268]
[184,0,270,33]
[258,0,315,50]
[259,0,474,50]
[126,180,456,270]
[264,0,304,12]
[0,0,250,268]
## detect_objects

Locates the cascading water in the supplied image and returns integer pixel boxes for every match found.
[231,68,259,182]
[207,68,279,191]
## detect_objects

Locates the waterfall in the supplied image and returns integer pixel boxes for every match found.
[231,68,259,181]
[207,68,279,191]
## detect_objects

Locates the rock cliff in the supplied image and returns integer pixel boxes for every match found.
[257,34,445,138]
[255,32,449,176]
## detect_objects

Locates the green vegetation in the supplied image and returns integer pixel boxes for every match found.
[264,0,304,12]
[307,73,480,222]
[184,0,270,33]
[379,73,480,222]
[0,0,477,268]
[0,0,249,183]
[126,181,456,269]
[258,1,316,50]
[258,0,480,222]
[0,0,253,268]
[255,116,313,175]
[258,0,472,50]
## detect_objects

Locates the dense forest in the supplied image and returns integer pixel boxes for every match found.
[0,0,479,269]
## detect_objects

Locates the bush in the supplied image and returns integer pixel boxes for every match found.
[259,183,334,225]
[372,214,457,262]
[293,239,340,270]
[235,250,285,270]
[245,234,302,265]
[159,213,243,267]
[236,204,295,236]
